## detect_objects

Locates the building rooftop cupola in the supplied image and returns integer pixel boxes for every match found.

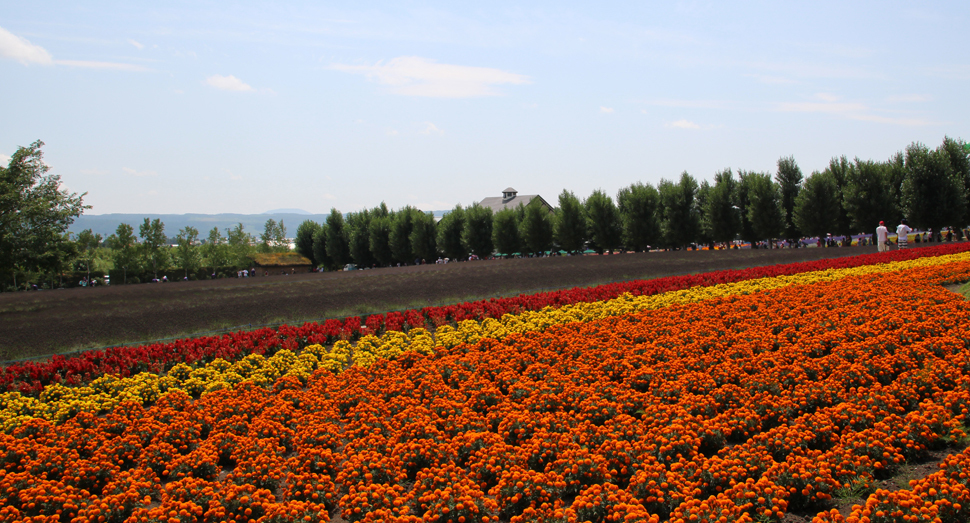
[502,187,517,202]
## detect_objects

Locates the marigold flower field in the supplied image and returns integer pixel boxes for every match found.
[3,244,970,523]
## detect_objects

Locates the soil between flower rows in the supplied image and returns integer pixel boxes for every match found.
[0,244,933,362]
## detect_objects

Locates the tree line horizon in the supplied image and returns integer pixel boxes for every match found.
[293,135,970,269]
[1,136,968,289]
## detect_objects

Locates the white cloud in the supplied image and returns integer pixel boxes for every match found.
[205,74,255,92]
[848,114,940,126]
[886,94,931,103]
[667,119,700,129]
[55,60,150,71]
[80,168,108,176]
[813,93,842,102]
[600,106,614,113]
[745,74,796,85]
[745,60,879,81]
[0,154,9,165]
[925,64,970,80]
[122,167,157,177]
[643,99,735,110]
[331,56,530,98]
[420,122,443,135]
[0,26,53,65]
[776,101,866,115]
[775,100,938,126]
[223,168,242,181]
[386,129,399,136]
[128,39,144,50]
[0,27,146,70]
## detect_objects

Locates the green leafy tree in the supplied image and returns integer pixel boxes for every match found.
[295,220,322,267]
[41,233,76,289]
[616,183,660,252]
[657,173,700,249]
[139,218,168,279]
[325,209,351,268]
[695,180,714,248]
[520,202,554,256]
[736,171,757,244]
[312,224,333,270]
[704,169,741,245]
[202,227,231,274]
[259,219,288,253]
[436,205,468,261]
[347,210,375,268]
[73,234,112,278]
[111,223,139,284]
[554,190,587,253]
[260,219,277,253]
[0,140,88,289]
[745,172,784,246]
[462,204,493,258]
[226,223,255,267]
[776,156,803,241]
[584,189,622,253]
[793,170,841,239]
[902,141,967,233]
[174,226,201,279]
[884,151,907,228]
[823,156,854,236]
[369,215,394,266]
[390,206,418,264]
[410,210,438,262]
[275,220,287,251]
[492,206,522,257]
[843,159,896,233]
[940,136,970,224]
[75,229,103,281]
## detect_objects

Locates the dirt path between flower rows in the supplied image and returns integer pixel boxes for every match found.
[781,442,970,523]
[1,243,953,362]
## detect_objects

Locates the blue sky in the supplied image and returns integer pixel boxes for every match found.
[2,1,968,215]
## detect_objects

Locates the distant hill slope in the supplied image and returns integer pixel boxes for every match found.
[262,208,312,215]
[70,210,450,237]
[69,213,331,238]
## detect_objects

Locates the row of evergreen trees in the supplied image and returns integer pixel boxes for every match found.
[295,136,969,270]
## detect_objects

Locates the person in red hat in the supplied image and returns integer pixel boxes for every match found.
[876,220,889,252]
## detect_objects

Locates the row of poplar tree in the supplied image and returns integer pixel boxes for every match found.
[3,136,968,287]
[294,136,970,270]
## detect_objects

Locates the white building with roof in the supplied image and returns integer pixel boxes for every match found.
[478,188,553,214]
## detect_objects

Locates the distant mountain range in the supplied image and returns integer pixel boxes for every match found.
[69,212,331,238]
[70,210,448,238]
[262,208,313,215]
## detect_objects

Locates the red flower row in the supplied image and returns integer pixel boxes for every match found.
[3,243,968,396]
[4,260,970,522]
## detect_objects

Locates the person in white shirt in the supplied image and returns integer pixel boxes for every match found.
[897,219,912,249]
[876,221,889,252]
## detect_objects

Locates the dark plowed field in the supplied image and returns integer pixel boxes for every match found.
[0,245,903,361]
